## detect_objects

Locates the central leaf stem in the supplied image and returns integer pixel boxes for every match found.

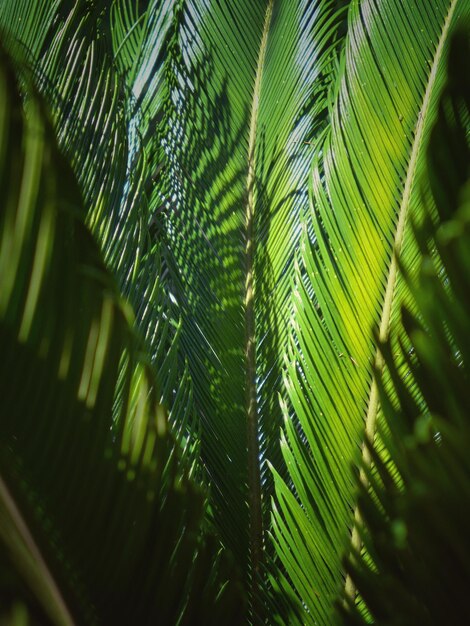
[245,0,273,604]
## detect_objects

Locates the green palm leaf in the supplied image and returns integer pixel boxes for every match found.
[0,45,242,625]
[3,1,468,623]
[340,29,470,624]
[155,1,348,599]
[0,0,202,472]
[272,0,469,622]
[1,3,350,611]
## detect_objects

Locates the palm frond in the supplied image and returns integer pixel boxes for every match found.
[1,3,350,611]
[272,1,469,623]
[0,0,202,473]
[156,2,348,601]
[339,28,470,624]
[4,2,468,623]
[0,45,243,625]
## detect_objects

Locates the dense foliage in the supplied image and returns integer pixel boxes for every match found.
[0,1,468,624]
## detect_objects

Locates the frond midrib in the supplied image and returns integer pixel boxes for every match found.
[244,0,274,592]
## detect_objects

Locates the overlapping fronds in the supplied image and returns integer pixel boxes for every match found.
[272,1,469,623]
[340,30,470,624]
[0,3,351,609]
[2,1,468,623]
[0,46,243,625]
[0,0,201,469]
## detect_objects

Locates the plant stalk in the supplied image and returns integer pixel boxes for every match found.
[245,0,274,612]
[0,475,75,626]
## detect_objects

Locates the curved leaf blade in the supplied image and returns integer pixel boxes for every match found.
[273,1,469,622]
